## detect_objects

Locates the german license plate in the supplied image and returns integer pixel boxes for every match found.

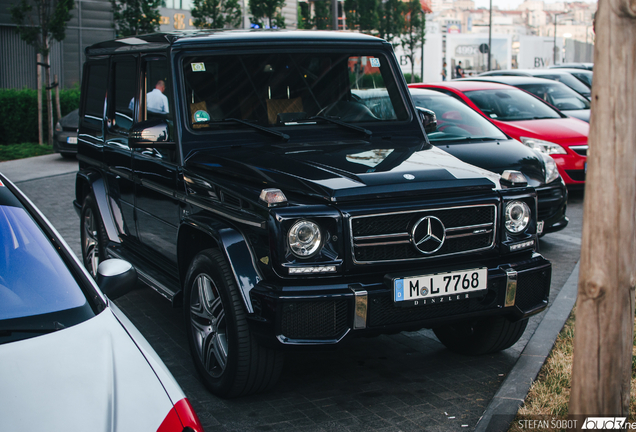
[67,136,78,144]
[394,268,487,306]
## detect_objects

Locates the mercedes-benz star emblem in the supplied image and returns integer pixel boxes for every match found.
[412,216,446,254]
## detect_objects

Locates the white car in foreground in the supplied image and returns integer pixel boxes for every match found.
[0,173,203,432]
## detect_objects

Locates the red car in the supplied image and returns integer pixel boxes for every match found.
[409,81,589,187]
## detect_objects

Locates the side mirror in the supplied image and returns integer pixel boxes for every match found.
[416,107,438,134]
[96,259,138,300]
[129,119,175,149]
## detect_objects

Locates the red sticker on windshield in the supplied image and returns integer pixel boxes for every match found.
[0,180,4,187]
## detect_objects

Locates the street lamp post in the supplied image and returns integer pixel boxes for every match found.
[553,11,567,65]
[488,0,492,71]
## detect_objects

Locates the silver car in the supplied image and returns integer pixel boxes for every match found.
[0,173,203,432]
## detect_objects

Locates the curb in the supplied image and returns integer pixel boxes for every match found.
[474,262,580,432]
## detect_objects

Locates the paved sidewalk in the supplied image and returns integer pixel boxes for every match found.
[0,153,78,183]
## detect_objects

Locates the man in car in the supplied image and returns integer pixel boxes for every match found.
[147,80,169,114]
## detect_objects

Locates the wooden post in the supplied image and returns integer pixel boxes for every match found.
[36,53,43,146]
[569,0,636,424]
[54,74,62,121]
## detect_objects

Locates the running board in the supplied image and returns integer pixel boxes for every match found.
[107,245,182,306]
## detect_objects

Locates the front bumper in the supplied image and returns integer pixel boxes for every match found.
[248,253,551,347]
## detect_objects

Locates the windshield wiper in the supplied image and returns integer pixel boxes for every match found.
[221,118,290,141]
[0,321,66,337]
[307,116,372,139]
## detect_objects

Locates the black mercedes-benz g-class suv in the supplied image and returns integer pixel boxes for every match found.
[75,30,551,398]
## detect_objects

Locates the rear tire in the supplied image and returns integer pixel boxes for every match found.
[183,249,283,398]
[80,194,108,278]
[433,316,528,355]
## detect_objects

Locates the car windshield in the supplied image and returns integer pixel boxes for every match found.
[465,89,561,121]
[533,73,590,95]
[570,71,593,87]
[0,203,90,328]
[180,51,409,131]
[517,82,590,111]
[411,91,507,142]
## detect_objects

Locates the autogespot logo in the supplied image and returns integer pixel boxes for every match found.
[582,417,628,429]
[411,216,445,254]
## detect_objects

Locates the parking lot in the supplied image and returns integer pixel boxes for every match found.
[7,155,583,432]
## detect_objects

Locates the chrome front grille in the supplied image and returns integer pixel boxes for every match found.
[350,204,497,264]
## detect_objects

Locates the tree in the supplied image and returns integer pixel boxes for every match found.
[249,0,286,29]
[297,2,312,29]
[400,0,426,83]
[569,0,636,425]
[10,0,74,146]
[111,0,161,37]
[191,0,242,29]
[344,0,379,34]
[378,0,405,46]
[313,0,331,30]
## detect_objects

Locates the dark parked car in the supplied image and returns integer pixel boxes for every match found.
[53,109,79,158]
[549,62,593,71]
[74,30,552,398]
[464,76,591,122]
[409,88,568,235]
[0,173,203,432]
[552,67,593,88]
[478,69,591,100]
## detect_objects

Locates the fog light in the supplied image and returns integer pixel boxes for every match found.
[509,240,535,251]
[288,266,336,274]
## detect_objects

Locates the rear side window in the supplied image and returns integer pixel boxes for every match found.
[82,62,108,135]
[110,59,137,133]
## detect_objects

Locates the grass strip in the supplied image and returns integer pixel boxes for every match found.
[509,307,636,431]
[0,143,54,162]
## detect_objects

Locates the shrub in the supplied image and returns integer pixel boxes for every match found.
[0,86,80,145]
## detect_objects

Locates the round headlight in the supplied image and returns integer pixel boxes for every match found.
[505,201,531,233]
[288,220,322,258]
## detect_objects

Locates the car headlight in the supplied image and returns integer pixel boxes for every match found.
[55,122,62,133]
[520,137,567,155]
[540,153,561,183]
[288,220,322,258]
[505,201,531,233]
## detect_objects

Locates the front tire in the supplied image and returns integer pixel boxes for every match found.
[80,194,108,278]
[184,249,283,398]
[433,316,528,356]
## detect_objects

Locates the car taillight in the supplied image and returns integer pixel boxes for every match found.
[157,398,203,432]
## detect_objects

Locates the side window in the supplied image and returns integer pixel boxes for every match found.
[109,59,137,134]
[81,62,108,137]
[143,58,175,162]
[144,59,172,123]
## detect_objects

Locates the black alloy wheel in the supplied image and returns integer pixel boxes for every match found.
[183,249,283,398]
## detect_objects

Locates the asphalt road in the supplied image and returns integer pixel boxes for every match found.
[2,154,584,432]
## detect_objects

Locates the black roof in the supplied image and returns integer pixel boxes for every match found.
[86,30,388,56]
[458,76,567,86]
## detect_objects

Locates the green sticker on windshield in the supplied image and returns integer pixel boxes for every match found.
[194,110,210,123]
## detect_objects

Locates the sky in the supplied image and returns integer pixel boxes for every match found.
[473,0,596,9]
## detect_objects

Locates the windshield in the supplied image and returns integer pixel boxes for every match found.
[465,89,561,121]
[411,91,507,142]
[570,71,593,87]
[0,204,92,339]
[181,51,408,131]
[517,82,590,111]
[534,73,590,95]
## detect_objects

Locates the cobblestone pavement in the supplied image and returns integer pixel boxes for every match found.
[10,160,583,432]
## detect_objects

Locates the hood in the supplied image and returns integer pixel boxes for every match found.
[186,141,500,202]
[499,117,589,147]
[562,109,590,123]
[433,138,546,186]
[60,109,80,129]
[0,308,173,432]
